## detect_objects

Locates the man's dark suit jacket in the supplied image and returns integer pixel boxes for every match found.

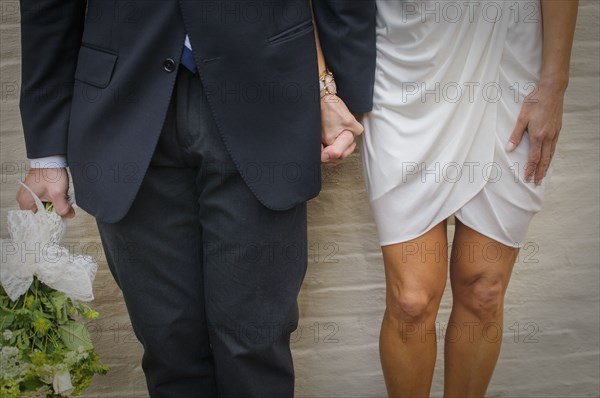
[19,0,376,223]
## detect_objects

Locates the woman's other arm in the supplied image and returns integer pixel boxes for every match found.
[507,0,579,185]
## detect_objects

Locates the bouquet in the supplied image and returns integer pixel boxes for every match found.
[1,183,109,397]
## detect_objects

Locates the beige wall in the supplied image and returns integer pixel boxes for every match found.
[1,2,598,397]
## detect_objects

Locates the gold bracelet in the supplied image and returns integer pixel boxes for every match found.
[319,69,337,98]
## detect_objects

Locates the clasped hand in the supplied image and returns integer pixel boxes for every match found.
[320,94,364,166]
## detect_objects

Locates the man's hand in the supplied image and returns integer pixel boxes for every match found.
[16,168,75,218]
[320,94,364,166]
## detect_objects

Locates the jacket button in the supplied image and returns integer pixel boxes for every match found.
[163,58,176,72]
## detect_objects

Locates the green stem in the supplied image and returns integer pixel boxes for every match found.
[34,279,39,303]
[9,298,20,311]
[48,332,59,347]
[26,331,36,347]
[21,292,28,310]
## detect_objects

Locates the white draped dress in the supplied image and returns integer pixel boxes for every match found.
[362,0,551,247]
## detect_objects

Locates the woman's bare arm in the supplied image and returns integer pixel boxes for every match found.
[312,17,364,166]
[507,0,579,185]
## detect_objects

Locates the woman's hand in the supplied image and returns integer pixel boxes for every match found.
[320,94,364,166]
[507,0,578,185]
[506,82,566,185]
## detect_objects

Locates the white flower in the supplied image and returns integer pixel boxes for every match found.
[38,364,54,384]
[64,348,90,366]
[0,346,28,379]
[52,369,74,396]
[3,329,13,340]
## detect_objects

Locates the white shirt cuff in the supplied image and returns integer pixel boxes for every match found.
[29,155,68,168]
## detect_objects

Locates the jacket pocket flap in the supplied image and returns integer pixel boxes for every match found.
[74,45,118,89]
[267,19,314,46]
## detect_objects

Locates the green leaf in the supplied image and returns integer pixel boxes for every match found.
[10,328,24,337]
[12,308,29,315]
[39,296,53,313]
[47,344,56,354]
[16,331,28,349]
[22,376,45,390]
[0,312,14,328]
[58,321,92,351]
[50,292,68,309]
[30,311,44,321]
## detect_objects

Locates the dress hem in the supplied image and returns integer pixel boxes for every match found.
[375,179,488,247]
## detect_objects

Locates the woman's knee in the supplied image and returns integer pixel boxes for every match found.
[387,287,438,324]
[455,275,505,320]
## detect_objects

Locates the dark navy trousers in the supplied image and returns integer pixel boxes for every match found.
[96,66,308,398]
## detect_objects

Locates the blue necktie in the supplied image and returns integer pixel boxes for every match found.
[181,34,198,74]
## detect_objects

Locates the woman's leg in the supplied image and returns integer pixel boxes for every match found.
[380,219,449,398]
[444,218,519,397]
